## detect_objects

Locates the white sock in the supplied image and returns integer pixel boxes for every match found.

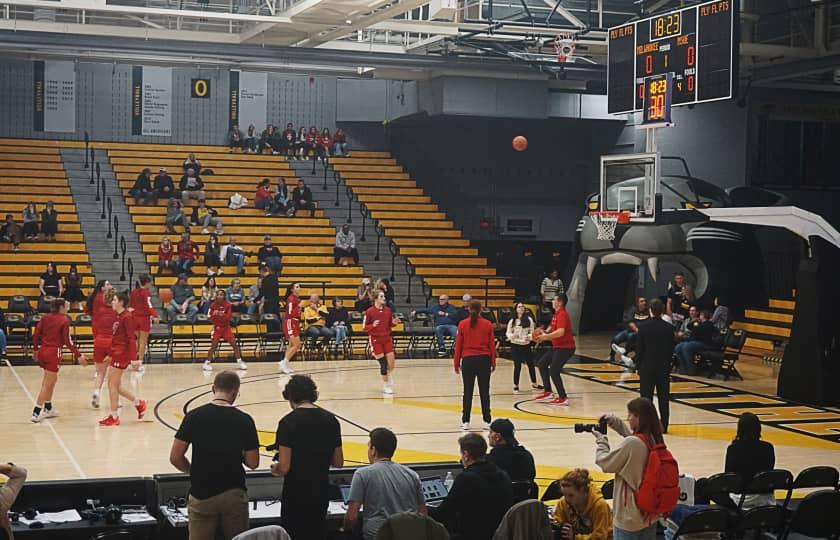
[112,410,120,418]
[133,399,141,406]
[93,389,100,397]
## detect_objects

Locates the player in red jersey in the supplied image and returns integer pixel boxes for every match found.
[205,289,247,372]
[129,274,160,371]
[85,280,115,408]
[533,293,576,406]
[31,298,87,422]
[99,291,148,427]
[363,290,400,394]
[279,282,301,374]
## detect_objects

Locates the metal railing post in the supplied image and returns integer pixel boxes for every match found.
[345,186,353,224]
[359,203,368,241]
[112,216,119,259]
[83,131,90,168]
[106,198,112,236]
[120,236,127,281]
[404,260,416,304]
[127,258,134,289]
[89,148,95,184]
[374,222,384,261]
[333,171,341,207]
[388,239,398,282]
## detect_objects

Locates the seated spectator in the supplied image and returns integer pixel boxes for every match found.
[247,280,260,317]
[258,124,275,154]
[165,198,187,234]
[204,233,222,274]
[292,179,316,217]
[355,278,373,312]
[255,178,281,215]
[343,427,426,540]
[487,418,536,483]
[674,310,717,375]
[456,294,472,323]
[0,306,7,357]
[710,297,729,330]
[552,468,613,540]
[430,433,513,540]
[275,177,291,214]
[257,235,283,274]
[131,168,155,205]
[227,124,243,152]
[200,276,218,314]
[319,128,333,159]
[22,202,39,240]
[281,123,297,159]
[62,263,86,311]
[296,126,311,160]
[177,232,199,275]
[327,298,350,347]
[0,462,27,540]
[221,237,247,276]
[306,126,324,161]
[2,214,23,253]
[191,198,223,235]
[412,295,459,357]
[303,294,334,348]
[154,167,176,203]
[610,297,649,366]
[39,261,63,299]
[158,236,176,275]
[334,224,359,266]
[676,306,700,342]
[167,273,198,320]
[243,124,258,153]
[375,278,396,311]
[41,200,58,242]
[180,169,206,204]
[183,152,201,174]
[541,270,565,308]
[226,278,248,314]
[333,128,349,157]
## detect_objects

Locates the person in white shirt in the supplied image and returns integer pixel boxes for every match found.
[334,224,359,265]
[540,270,565,307]
[506,303,540,393]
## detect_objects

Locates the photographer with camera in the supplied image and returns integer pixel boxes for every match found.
[552,468,613,540]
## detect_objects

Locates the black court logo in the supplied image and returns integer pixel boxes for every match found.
[191,78,211,98]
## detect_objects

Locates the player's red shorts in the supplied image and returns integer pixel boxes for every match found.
[36,347,61,373]
[133,314,151,333]
[369,336,394,357]
[109,347,134,370]
[93,335,113,364]
[211,326,235,345]
[284,318,300,339]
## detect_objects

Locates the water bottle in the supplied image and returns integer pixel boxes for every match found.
[443,471,454,491]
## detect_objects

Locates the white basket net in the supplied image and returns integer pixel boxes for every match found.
[590,213,619,241]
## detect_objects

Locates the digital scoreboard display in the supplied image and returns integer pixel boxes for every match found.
[643,73,673,125]
[607,0,737,114]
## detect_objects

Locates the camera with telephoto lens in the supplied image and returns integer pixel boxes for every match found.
[574,418,607,435]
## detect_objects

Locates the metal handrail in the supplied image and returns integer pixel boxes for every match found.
[333,170,341,207]
[359,202,369,241]
[374,221,384,261]
[345,185,354,224]
[89,147,95,184]
[112,215,119,258]
[404,259,416,304]
[119,236,127,281]
[387,238,398,282]
[83,131,90,168]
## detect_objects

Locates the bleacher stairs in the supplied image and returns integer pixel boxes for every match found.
[731,296,795,364]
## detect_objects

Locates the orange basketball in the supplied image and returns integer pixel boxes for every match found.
[158,288,173,304]
[512,135,528,152]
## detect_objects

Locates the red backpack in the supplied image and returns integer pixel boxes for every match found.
[633,434,680,516]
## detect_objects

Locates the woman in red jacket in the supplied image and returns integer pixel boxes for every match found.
[454,299,496,430]
[85,280,115,408]
[99,291,147,427]
[319,128,333,160]
[129,274,159,371]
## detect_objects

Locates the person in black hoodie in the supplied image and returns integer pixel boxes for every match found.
[292,179,316,217]
[430,433,513,540]
[40,201,59,242]
[487,418,536,483]
[154,167,176,203]
[131,168,154,205]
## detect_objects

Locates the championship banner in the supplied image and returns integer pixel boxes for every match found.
[132,66,172,136]
[33,60,76,133]
[238,71,267,132]
[228,71,239,130]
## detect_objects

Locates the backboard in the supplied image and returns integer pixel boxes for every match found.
[599,153,660,222]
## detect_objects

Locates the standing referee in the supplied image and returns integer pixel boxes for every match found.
[634,298,675,432]
[454,299,496,431]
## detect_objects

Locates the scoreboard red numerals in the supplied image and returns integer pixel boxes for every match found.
[687,46,695,67]
[645,55,654,75]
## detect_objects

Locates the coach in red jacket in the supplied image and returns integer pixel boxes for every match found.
[454,299,496,431]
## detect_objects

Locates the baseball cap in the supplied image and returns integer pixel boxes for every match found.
[264,234,271,240]
[489,418,518,445]
[159,167,166,172]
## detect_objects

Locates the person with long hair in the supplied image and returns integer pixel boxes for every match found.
[726,413,775,508]
[22,202,38,240]
[31,299,87,422]
[505,303,539,393]
[99,291,147,427]
[279,282,301,374]
[363,290,400,395]
[129,274,160,370]
[454,299,496,430]
[533,293,575,406]
[38,261,63,299]
[158,236,176,275]
[553,468,613,540]
[594,397,665,540]
[205,289,247,372]
[85,280,115,408]
[204,233,222,274]
[62,263,86,311]
[200,276,218,315]
[41,201,58,242]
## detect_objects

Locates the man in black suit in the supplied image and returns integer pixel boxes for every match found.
[634,298,675,432]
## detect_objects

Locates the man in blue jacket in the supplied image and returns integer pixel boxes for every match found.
[413,295,459,357]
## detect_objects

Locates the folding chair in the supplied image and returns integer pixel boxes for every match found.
[258,313,285,360]
[511,481,539,504]
[736,505,785,539]
[540,479,563,502]
[408,311,436,358]
[72,314,94,359]
[736,469,792,511]
[783,465,840,512]
[776,490,840,540]
[671,507,730,539]
[233,314,261,360]
[4,313,31,359]
[168,315,196,363]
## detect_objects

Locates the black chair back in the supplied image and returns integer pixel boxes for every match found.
[738,469,792,510]
[511,481,539,504]
[674,507,730,538]
[697,472,742,500]
[782,490,840,540]
[498,307,513,325]
[540,479,563,502]
[737,505,785,535]
[792,465,839,490]
[601,479,614,500]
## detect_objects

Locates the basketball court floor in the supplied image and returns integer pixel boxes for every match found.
[1,334,838,490]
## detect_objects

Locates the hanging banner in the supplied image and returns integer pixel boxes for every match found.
[238,71,267,132]
[132,66,172,136]
[228,71,239,130]
[33,60,76,133]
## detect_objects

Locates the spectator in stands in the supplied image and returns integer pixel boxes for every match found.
[487,418,536,483]
[303,294,335,349]
[327,297,350,347]
[192,198,223,235]
[307,126,325,161]
[553,468,613,540]
[247,279,260,317]
[255,178,281,216]
[0,462,27,540]
[41,200,58,242]
[674,310,716,375]
[180,169,205,205]
[62,264,86,311]
[221,237,247,276]
[158,236,176,275]
[724,412,776,509]
[334,224,359,266]
[0,306,7,357]
[39,261,63,299]
[676,306,700,342]
[257,235,283,274]
[378,278,396,311]
[319,128,333,159]
[506,303,538,392]
[281,123,297,159]
[412,295,459,357]
[271,374,343,540]
[333,128,349,157]
[154,167,176,203]
[355,278,373,312]
[200,276,218,315]
[227,124,243,152]
[226,279,248,314]
[257,264,280,319]
[710,297,729,330]
[296,126,311,160]
[167,273,198,321]
[183,153,202,174]
[292,179,316,217]
[344,427,426,539]
[177,232,199,275]
[131,168,155,205]
[258,124,276,154]
[541,270,565,308]
[170,370,259,540]
[430,432,513,539]
[204,233,222,275]
[244,124,258,153]
[165,198,186,234]
[22,202,39,240]
[594,397,664,540]
[610,297,649,366]
[666,272,693,319]
[2,214,23,253]
[275,177,290,210]
[456,294,472,323]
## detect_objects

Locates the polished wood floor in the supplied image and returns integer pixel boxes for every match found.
[1,334,837,489]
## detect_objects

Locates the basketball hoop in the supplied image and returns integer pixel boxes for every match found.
[554,32,577,64]
[589,211,630,241]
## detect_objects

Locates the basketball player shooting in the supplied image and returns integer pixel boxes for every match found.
[363,290,400,395]
[205,289,247,371]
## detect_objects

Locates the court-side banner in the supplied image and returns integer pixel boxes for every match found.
[237,71,267,132]
[131,66,172,136]
[33,60,76,133]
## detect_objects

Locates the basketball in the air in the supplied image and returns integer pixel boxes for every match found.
[158,288,173,304]
[512,135,528,152]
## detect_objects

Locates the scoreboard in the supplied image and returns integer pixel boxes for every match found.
[607,0,737,114]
